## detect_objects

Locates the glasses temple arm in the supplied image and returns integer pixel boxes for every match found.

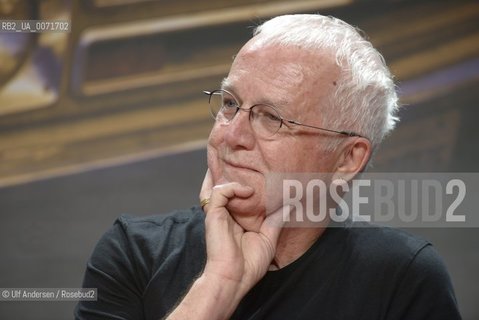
[286,120,362,137]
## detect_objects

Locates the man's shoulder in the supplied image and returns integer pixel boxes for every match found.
[338,223,461,318]
[110,206,205,252]
[341,221,432,266]
[116,206,205,235]
[91,206,205,270]
[77,207,207,319]
[88,206,205,284]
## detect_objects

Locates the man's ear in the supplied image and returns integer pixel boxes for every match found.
[334,137,371,181]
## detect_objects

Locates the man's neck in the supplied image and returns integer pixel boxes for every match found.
[271,226,327,269]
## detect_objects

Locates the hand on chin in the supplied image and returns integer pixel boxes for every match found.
[226,197,265,233]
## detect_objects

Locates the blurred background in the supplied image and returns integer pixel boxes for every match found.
[0,0,478,319]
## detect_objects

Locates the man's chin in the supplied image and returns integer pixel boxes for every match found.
[226,197,266,232]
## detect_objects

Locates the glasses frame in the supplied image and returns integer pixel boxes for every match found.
[203,89,364,138]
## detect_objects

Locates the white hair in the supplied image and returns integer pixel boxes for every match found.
[253,14,399,150]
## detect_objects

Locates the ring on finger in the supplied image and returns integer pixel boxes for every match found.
[200,198,210,209]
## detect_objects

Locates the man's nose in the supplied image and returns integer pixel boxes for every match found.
[223,109,256,150]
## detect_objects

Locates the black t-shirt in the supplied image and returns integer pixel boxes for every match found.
[75,207,461,320]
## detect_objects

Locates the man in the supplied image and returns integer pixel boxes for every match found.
[75,14,461,319]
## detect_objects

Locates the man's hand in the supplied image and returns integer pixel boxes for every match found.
[166,170,287,320]
[200,169,285,298]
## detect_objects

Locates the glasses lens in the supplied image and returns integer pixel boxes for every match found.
[250,104,282,138]
[209,90,238,122]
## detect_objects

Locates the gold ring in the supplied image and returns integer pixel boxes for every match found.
[200,198,210,209]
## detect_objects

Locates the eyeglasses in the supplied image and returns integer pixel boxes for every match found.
[203,89,363,139]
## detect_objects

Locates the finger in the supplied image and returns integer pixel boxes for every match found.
[209,183,254,209]
[204,183,253,257]
[199,169,214,200]
[260,205,291,249]
[199,169,214,210]
[205,182,253,234]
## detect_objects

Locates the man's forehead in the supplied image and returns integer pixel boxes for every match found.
[225,48,307,91]
[223,44,338,109]
[232,41,337,82]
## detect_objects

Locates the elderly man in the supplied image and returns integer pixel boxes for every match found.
[75,14,461,320]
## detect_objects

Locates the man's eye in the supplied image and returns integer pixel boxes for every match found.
[223,99,238,108]
[261,111,281,122]
[267,112,281,121]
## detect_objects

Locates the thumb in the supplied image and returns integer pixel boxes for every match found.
[260,205,291,249]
